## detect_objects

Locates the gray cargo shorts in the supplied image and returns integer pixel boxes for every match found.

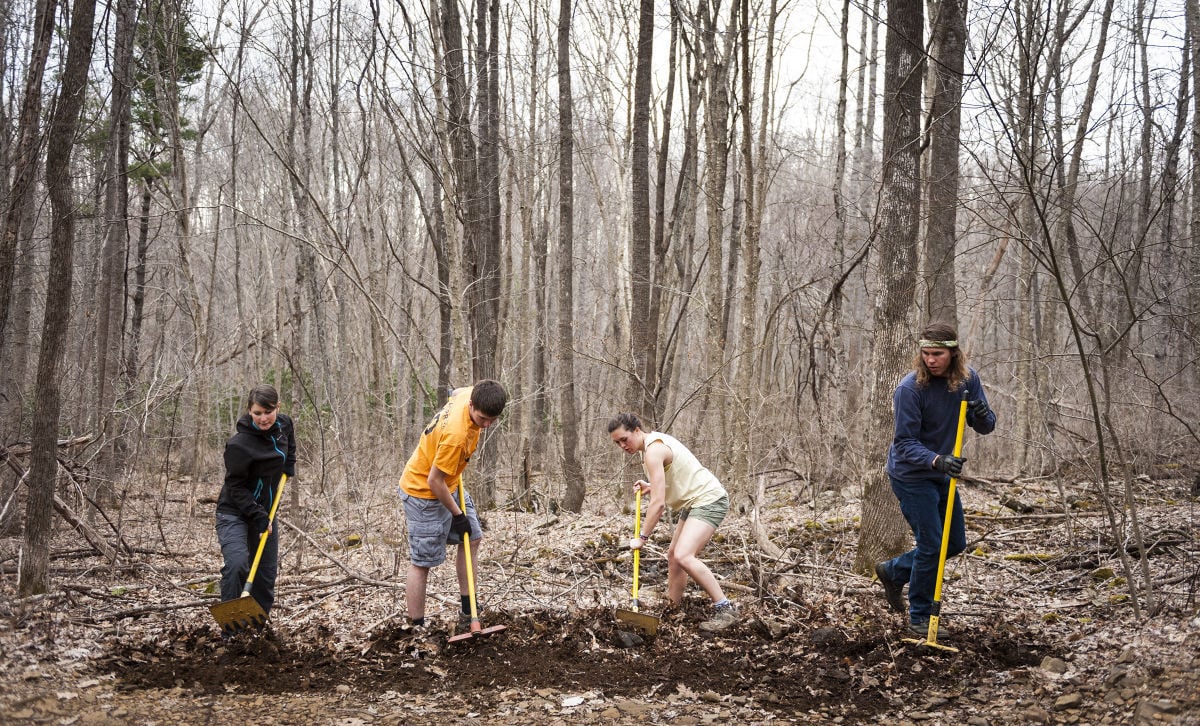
[401,491,483,567]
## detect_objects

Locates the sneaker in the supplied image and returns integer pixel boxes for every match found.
[699,605,738,632]
[874,563,906,613]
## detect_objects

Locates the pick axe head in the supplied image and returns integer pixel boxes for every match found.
[447,620,508,644]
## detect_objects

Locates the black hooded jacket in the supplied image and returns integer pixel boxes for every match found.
[215,413,297,533]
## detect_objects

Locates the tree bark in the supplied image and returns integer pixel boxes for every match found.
[1190,0,1200,370]
[922,0,965,329]
[627,0,655,417]
[698,0,736,444]
[21,0,97,596]
[557,0,585,514]
[92,0,138,503]
[854,0,925,575]
[0,0,56,352]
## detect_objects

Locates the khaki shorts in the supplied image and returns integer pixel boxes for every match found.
[678,494,729,530]
[401,491,483,567]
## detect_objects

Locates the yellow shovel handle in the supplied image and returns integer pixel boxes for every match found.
[241,473,288,597]
[632,488,641,609]
[458,483,479,623]
[926,397,968,642]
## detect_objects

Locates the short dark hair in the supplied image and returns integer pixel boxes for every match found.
[470,379,507,417]
[246,384,280,412]
[606,412,644,434]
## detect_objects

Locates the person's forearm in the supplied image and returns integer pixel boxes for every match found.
[642,499,665,536]
[427,471,462,514]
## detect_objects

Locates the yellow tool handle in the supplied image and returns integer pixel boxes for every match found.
[927,398,968,641]
[458,483,480,625]
[241,473,288,597]
[632,488,641,610]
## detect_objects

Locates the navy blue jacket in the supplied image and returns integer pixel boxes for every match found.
[886,369,995,483]
[216,413,297,533]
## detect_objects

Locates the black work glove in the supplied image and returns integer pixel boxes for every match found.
[252,511,271,537]
[967,399,991,422]
[932,454,966,476]
[450,513,472,539]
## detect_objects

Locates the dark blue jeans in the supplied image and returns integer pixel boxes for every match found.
[215,512,278,616]
[879,475,965,624]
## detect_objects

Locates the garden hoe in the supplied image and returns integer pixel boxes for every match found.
[615,488,659,635]
[210,474,288,635]
[902,397,967,654]
[447,481,507,644]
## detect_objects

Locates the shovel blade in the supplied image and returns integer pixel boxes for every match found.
[616,608,659,635]
[902,636,960,653]
[210,595,267,634]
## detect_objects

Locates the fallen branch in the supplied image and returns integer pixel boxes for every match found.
[277,516,402,589]
[5,452,123,564]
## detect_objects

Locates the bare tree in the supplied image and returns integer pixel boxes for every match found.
[1190,0,1200,368]
[557,0,585,513]
[0,0,56,534]
[855,0,926,574]
[922,0,966,328]
[91,0,139,502]
[627,0,655,417]
[21,0,98,596]
[697,0,737,444]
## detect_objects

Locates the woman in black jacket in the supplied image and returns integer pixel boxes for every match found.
[215,384,296,619]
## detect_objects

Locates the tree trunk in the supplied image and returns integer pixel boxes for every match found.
[1190,0,1200,372]
[732,0,777,496]
[854,0,925,575]
[922,0,965,329]
[0,0,55,536]
[92,0,138,503]
[698,0,736,446]
[437,0,500,506]
[0,0,56,352]
[20,0,97,596]
[627,0,655,417]
[557,0,585,514]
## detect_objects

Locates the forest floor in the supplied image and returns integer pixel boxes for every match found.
[1,470,1198,725]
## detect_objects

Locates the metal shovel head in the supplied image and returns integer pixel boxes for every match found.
[616,608,659,635]
[210,595,268,634]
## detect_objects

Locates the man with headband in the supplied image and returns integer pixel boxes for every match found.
[873,322,996,636]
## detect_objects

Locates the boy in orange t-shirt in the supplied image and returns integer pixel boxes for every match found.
[399,380,506,626]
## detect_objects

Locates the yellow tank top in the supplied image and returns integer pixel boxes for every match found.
[642,431,726,511]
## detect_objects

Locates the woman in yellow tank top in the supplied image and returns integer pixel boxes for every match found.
[607,413,737,632]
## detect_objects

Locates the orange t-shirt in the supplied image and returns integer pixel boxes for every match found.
[399,388,481,499]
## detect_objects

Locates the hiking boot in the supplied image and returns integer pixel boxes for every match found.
[699,605,738,632]
[907,619,943,638]
[874,563,906,613]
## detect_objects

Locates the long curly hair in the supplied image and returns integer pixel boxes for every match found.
[913,322,969,391]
